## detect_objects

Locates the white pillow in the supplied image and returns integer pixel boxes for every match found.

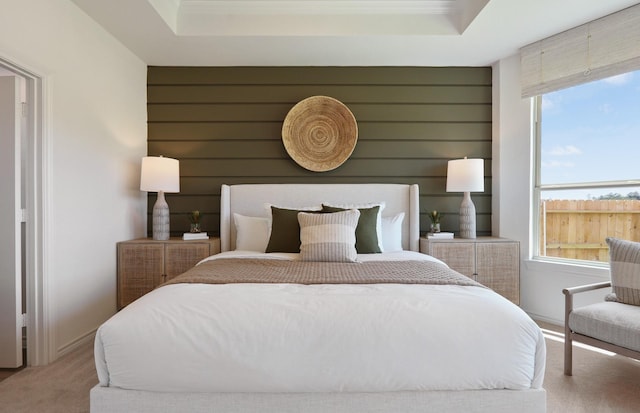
[298,210,359,262]
[322,202,385,252]
[233,213,270,252]
[381,212,405,252]
[264,203,322,217]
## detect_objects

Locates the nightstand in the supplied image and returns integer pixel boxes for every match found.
[116,237,220,309]
[420,236,520,305]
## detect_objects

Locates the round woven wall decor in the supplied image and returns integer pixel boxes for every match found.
[282,95,358,172]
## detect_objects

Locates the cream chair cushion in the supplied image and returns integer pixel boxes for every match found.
[569,301,640,352]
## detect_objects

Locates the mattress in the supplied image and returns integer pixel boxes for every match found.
[95,251,545,393]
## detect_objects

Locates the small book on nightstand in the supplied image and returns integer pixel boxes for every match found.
[427,232,454,239]
[183,232,209,240]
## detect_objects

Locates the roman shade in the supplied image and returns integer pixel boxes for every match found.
[520,4,640,98]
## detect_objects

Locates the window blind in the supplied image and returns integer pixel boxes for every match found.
[520,4,640,98]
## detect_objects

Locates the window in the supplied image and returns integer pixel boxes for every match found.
[534,70,640,264]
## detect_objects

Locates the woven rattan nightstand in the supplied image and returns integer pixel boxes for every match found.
[116,237,220,309]
[420,236,520,305]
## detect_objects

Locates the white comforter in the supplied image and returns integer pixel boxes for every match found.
[95,251,546,393]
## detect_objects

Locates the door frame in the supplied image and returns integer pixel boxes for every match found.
[1,57,51,366]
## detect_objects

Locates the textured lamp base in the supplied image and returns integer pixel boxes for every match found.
[458,192,477,239]
[152,191,170,241]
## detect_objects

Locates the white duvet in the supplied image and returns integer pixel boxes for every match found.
[95,251,545,393]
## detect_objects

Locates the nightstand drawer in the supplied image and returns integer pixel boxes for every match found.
[117,237,220,309]
[420,237,520,305]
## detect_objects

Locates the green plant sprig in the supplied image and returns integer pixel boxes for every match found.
[428,210,442,224]
[188,210,202,224]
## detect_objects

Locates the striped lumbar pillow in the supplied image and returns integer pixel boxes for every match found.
[607,237,640,306]
[298,209,360,262]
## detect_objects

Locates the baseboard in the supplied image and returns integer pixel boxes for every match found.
[527,312,563,328]
[56,328,96,359]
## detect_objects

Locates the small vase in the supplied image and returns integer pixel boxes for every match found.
[430,223,441,233]
[190,223,201,233]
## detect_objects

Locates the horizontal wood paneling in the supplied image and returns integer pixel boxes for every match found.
[148,141,491,160]
[173,159,492,179]
[147,103,490,122]
[148,122,492,141]
[148,85,492,104]
[147,66,492,237]
[163,193,491,215]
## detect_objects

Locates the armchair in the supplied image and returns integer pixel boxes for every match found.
[563,281,640,376]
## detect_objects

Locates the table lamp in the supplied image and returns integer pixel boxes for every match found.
[140,156,180,240]
[446,157,484,239]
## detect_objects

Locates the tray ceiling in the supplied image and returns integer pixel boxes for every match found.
[149,0,489,36]
[70,0,640,66]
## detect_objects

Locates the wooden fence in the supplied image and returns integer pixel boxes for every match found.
[540,199,640,262]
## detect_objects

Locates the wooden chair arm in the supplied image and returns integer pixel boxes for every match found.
[562,280,613,376]
[564,281,612,342]
[563,281,612,297]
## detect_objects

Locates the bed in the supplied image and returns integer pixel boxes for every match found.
[91,183,547,413]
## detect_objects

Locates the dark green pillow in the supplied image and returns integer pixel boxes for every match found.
[322,205,381,253]
[266,206,322,253]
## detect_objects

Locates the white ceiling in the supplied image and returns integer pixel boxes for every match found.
[70,0,640,66]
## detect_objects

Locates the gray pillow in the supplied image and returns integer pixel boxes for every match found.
[322,205,381,253]
[298,209,359,262]
[606,237,640,306]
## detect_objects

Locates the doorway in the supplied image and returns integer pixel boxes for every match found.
[0,72,24,369]
[0,59,48,367]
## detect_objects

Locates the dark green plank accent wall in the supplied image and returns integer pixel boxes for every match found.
[146,66,492,237]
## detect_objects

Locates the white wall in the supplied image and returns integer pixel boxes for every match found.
[0,0,147,361]
[492,55,610,326]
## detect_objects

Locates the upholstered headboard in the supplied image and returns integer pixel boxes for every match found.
[220,183,420,252]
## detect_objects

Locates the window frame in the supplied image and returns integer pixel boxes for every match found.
[532,88,640,266]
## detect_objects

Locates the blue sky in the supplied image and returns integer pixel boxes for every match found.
[540,70,640,199]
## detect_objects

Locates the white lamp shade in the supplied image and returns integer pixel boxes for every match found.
[446,158,484,193]
[140,156,180,193]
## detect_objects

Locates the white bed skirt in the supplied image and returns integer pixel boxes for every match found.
[90,385,546,413]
